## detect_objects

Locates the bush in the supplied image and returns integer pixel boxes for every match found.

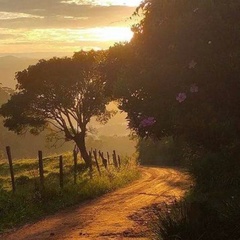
[189,152,240,194]
[153,148,240,240]
[15,175,30,186]
[154,197,240,240]
[137,137,186,166]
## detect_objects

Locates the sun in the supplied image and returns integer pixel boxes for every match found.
[88,27,134,42]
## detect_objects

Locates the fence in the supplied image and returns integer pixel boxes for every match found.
[4,146,121,193]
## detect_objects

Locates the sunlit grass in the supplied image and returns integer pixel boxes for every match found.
[0,152,140,233]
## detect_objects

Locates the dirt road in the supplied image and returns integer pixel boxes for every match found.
[2,167,190,240]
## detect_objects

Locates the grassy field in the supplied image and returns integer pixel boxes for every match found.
[0,152,140,233]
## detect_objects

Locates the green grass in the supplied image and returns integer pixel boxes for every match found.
[0,153,140,233]
[152,152,240,240]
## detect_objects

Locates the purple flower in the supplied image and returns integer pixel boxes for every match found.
[188,60,197,69]
[139,117,156,128]
[193,8,199,13]
[190,84,199,93]
[176,92,187,103]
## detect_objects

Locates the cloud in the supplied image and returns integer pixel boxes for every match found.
[0,12,44,20]
[0,0,141,54]
[0,33,16,39]
[0,0,137,17]
[0,1,137,29]
[0,0,139,30]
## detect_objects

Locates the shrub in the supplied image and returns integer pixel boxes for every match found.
[189,152,240,194]
[15,175,30,186]
[154,197,240,240]
[137,137,186,166]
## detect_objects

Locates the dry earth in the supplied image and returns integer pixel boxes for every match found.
[1,167,190,240]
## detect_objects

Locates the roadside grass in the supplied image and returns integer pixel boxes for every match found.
[151,152,240,240]
[0,153,140,233]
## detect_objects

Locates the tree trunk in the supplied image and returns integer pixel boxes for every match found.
[74,132,91,167]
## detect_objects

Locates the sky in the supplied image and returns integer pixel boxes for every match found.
[0,0,142,57]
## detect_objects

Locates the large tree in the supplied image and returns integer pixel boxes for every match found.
[0,50,111,166]
[108,0,240,152]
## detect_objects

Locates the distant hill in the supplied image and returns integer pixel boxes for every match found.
[0,56,38,89]
[0,52,72,59]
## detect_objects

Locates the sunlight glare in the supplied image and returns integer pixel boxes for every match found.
[61,0,142,7]
[85,27,134,42]
[0,27,134,53]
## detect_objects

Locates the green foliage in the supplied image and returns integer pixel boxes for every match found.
[109,0,240,151]
[0,153,140,233]
[0,50,111,165]
[154,200,215,240]
[15,175,30,186]
[0,87,73,158]
[152,149,240,240]
[189,152,240,193]
[110,1,240,239]
[137,137,186,166]
[153,197,240,240]
[1,51,108,135]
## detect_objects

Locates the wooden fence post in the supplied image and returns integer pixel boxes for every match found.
[38,150,44,189]
[93,150,101,176]
[89,151,93,179]
[113,150,118,168]
[6,146,15,193]
[73,150,78,184]
[99,151,108,169]
[107,152,110,165]
[59,155,63,189]
[118,155,121,168]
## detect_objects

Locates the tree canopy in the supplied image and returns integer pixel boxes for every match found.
[107,0,240,152]
[0,50,111,166]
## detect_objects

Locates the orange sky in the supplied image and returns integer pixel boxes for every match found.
[0,0,142,57]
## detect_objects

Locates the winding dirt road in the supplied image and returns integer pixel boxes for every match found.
[1,167,190,240]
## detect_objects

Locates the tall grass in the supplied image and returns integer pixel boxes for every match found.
[0,153,140,233]
[152,151,240,240]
